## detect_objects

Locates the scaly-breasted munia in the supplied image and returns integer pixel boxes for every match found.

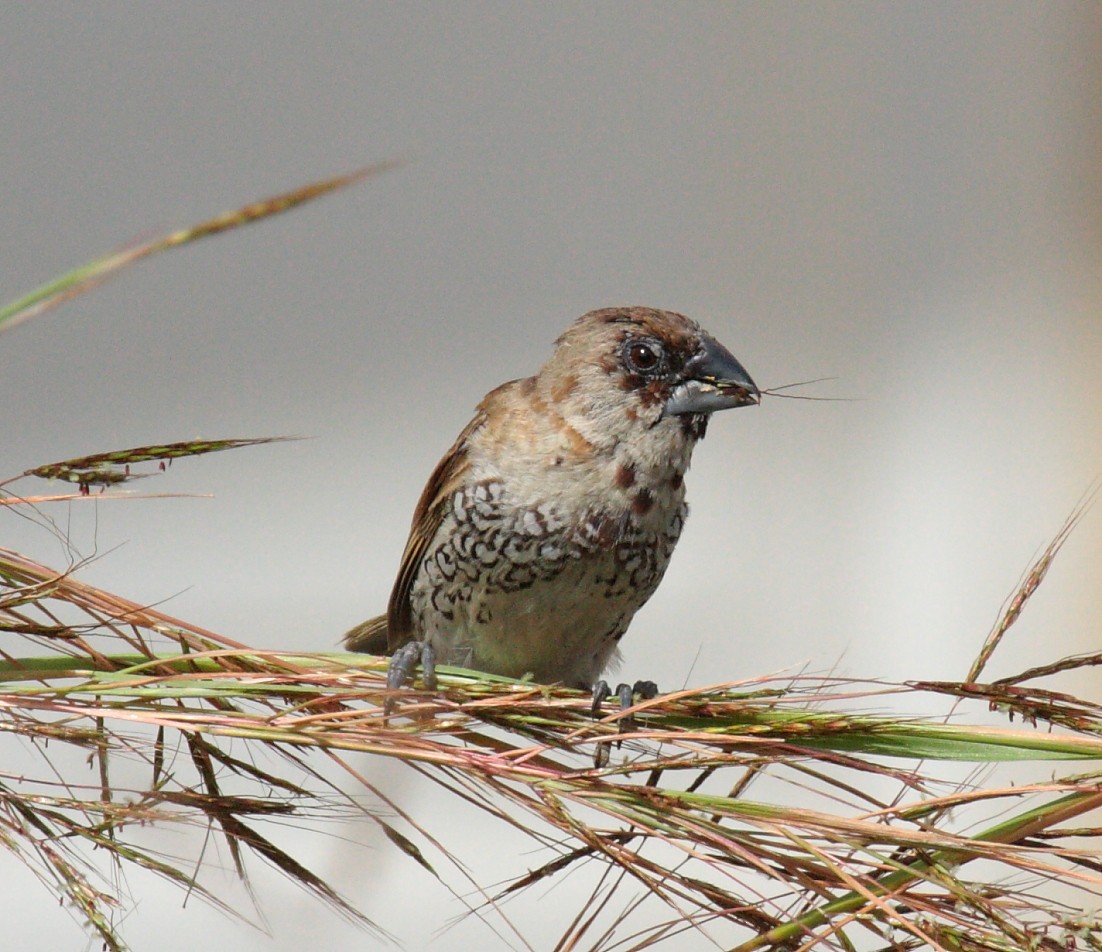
[345,306,758,691]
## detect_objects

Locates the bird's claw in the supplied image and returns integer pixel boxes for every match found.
[591,679,659,766]
[384,641,437,713]
[591,679,613,716]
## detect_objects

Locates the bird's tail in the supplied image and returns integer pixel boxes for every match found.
[342,614,390,654]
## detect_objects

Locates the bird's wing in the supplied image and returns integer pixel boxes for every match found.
[384,411,484,650]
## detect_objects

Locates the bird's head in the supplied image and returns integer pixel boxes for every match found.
[543,307,759,445]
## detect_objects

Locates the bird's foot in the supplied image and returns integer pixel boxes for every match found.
[384,641,437,714]
[590,679,659,766]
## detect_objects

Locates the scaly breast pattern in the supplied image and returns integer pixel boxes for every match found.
[409,479,687,686]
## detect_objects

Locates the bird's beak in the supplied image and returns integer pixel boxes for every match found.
[663,335,760,416]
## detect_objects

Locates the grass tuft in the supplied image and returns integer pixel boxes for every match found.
[1,521,1101,948]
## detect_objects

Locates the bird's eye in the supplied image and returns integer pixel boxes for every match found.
[623,339,664,374]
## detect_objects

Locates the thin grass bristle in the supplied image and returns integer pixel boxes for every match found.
[760,377,859,402]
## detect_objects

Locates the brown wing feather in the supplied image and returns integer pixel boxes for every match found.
[342,415,479,655]
[382,410,485,650]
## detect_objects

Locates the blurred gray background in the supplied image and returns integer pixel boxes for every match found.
[2,3,1100,950]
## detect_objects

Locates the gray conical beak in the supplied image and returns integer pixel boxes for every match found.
[663,335,759,416]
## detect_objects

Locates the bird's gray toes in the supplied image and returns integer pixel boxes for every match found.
[384,641,437,713]
[386,642,421,690]
[420,643,437,691]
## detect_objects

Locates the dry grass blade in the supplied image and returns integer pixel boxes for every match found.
[0,161,398,335]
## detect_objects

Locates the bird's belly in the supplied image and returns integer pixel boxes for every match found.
[411,500,685,687]
[463,556,647,686]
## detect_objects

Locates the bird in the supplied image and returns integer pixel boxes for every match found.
[344,306,759,696]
